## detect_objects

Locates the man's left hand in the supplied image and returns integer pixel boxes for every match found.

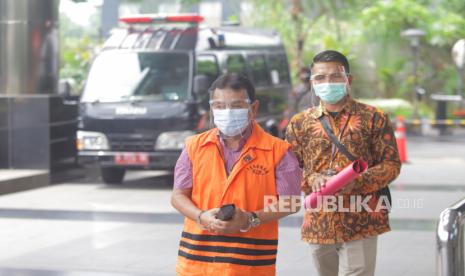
[336,181,356,195]
[209,209,250,235]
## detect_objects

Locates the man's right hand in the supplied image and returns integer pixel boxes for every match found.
[309,173,331,193]
[199,208,220,230]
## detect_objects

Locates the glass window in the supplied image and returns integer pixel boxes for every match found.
[160,29,181,49]
[175,27,198,50]
[268,54,290,84]
[226,54,247,75]
[133,32,153,49]
[196,55,219,87]
[81,52,190,102]
[147,30,165,49]
[248,55,269,86]
[120,33,140,49]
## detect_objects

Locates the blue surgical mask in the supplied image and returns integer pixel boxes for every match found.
[213,108,250,137]
[313,83,347,104]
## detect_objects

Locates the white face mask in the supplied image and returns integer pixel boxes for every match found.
[212,108,249,137]
[313,82,347,104]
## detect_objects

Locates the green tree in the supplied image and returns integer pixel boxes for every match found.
[245,0,464,100]
[59,11,101,94]
[247,0,371,83]
[360,0,465,100]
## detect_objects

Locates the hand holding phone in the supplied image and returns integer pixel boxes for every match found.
[216,204,236,221]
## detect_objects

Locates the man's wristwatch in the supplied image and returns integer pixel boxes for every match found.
[249,212,261,228]
[240,212,260,232]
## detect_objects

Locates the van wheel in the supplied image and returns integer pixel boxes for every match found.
[100,167,126,184]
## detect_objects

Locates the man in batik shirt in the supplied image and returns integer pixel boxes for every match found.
[286,50,401,276]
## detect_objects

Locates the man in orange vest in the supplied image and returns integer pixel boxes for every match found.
[171,73,302,276]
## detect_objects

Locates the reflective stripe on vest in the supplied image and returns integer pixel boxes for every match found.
[179,231,278,266]
[176,122,290,276]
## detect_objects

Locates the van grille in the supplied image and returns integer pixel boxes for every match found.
[108,136,155,152]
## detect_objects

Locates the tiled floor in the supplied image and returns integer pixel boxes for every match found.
[0,134,463,275]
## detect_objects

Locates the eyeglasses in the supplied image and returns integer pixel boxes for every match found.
[209,99,251,110]
[310,73,348,83]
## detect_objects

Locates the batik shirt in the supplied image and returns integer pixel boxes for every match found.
[286,97,401,244]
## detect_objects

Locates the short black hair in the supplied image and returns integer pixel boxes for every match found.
[311,50,350,74]
[209,73,256,101]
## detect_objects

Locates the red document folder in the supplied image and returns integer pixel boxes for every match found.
[304,160,368,209]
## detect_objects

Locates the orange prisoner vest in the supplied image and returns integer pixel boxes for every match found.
[176,122,290,276]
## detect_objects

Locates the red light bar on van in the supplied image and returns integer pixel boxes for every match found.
[119,14,204,24]
[165,15,204,23]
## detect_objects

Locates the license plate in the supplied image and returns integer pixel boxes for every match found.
[114,152,149,166]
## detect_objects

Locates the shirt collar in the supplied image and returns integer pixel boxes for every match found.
[313,96,357,119]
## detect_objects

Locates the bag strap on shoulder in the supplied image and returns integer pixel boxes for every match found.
[319,116,357,161]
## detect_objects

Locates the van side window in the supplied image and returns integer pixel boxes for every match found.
[268,54,290,84]
[147,30,165,49]
[226,54,247,75]
[196,55,219,87]
[175,27,198,50]
[120,33,140,49]
[248,55,269,86]
[160,29,180,49]
[133,32,153,49]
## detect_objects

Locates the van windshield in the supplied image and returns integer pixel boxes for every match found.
[81,52,190,103]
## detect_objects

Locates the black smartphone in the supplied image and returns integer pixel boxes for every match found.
[216,204,236,221]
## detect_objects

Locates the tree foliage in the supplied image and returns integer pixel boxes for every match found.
[59,9,101,94]
[247,0,465,101]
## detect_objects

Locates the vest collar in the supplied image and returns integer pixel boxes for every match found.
[199,121,272,151]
